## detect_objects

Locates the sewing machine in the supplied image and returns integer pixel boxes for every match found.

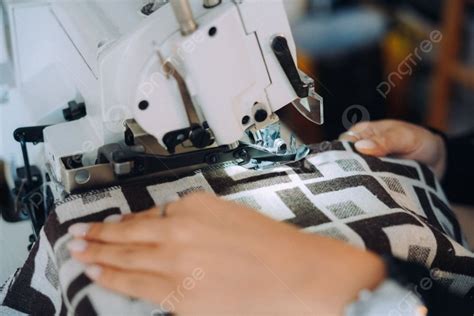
[2,0,323,233]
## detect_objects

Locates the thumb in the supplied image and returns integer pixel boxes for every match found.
[354,129,417,158]
[354,138,388,157]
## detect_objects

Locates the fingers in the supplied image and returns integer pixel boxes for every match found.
[84,265,175,306]
[104,209,161,223]
[68,240,176,273]
[68,216,169,244]
[68,195,210,245]
[354,126,418,157]
[339,121,378,142]
[338,131,359,143]
[339,120,399,141]
[339,120,419,157]
[354,137,390,156]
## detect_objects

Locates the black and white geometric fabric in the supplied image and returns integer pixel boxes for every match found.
[1,141,473,315]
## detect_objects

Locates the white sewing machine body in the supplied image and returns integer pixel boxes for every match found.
[4,0,323,194]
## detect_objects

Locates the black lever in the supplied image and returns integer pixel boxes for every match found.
[13,125,49,188]
[12,125,51,240]
[272,36,309,99]
[14,125,49,143]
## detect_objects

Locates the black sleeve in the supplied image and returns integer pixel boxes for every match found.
[441,130,474,206]
[383,255,473,316]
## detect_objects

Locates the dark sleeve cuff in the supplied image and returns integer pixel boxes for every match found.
[382,255,472,316]
[436,130,474,206]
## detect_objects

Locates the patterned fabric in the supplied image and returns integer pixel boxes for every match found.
[1,141,473,315]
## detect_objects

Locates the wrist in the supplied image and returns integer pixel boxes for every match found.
[296,237,387,314]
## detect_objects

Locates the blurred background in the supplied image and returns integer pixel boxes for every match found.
[1,0,473,282]
[280,0,474,143]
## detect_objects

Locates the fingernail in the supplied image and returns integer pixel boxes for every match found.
[104,214,122,223]
[67,239,88,253]
[355,139,377,150]
[85,265,102,280]
[68,223,90,238]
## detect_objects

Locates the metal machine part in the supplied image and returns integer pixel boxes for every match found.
[142,0,170,15]
[54,121,307,193]
[170,0,198,35]
[161,60,214,152]
[203,0,222,9]
[11,126,56,241]
[272,36,324,125]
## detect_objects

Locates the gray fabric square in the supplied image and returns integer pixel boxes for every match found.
[177,186,205,197]
[317,227,349,242]
[436,277,455,290]
[336,159,365,172]
[45,256,59,289]
[55,240,72,267]
[407,245,430,265]
[232,196,261,210]
[381,176,406,195]
[327,201,365,219]
[82,191,112,205]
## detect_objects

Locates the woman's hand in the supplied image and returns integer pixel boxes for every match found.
[68,192,385,315]
[340,120,447,178]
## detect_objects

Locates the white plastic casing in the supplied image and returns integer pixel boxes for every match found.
[99,0,298,146]
[7,0,299,181]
